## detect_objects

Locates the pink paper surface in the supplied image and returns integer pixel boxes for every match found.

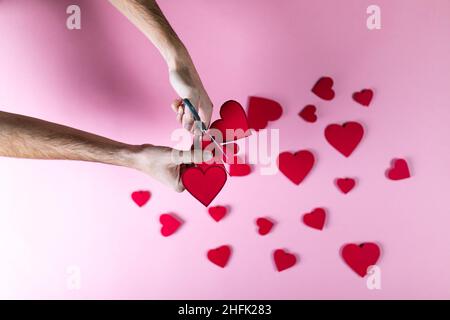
[0,0,449,299]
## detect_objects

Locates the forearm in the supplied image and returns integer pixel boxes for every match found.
[0,111,138,167]
[109,0,213,129]
[109,0,189,69]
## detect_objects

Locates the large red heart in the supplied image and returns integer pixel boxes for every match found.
[341,243,381,277]
[229,156,252,177]
[159,213,182,237]
[302,208,326,230]
[210,100,251,142]
[386,159,411,180]
[299,105,317,123]
[256,217,274,235]
[273,249,297,272]
[325,122,364,157]
[336,178,356,194]
[131,190,151,207]
[353,89,373,107]
[312,77,335,100]
[277,150,315,185]
[207,245,232,268]
[247,96,283,131]
[181,165,227,207]
[208,205,228,222]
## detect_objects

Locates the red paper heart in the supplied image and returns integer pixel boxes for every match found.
[273,249,297,272]
[159,213,182,237]
[208,205,228,222]
[210,100,251,142]
[256,217,274,235]
[302,208,326,230]
[277,150,315,185]
[386,159,411,180]
[341,243,381,277]
[207,245,232,268]
[336,178,356,194]
[247,96,283,131]
[353,89,373,107]
[182,165,227,207]
[299,105,317,123]
[229,156,252,177]
[131,190,151,207]
[312,77,335,100]
[325,122,364,157]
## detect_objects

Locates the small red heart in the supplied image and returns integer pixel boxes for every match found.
[353,89,373,107]
[229,156,252,177]
[159,213,182,237]
[302,208,326,230]
[256,217,274,235]
[325,122,364,157]
[247,96,283,131]
[210,100,251,142]
[386,159,411,180]
[312,77,335,101]
[341,243,381,277]
[277,150,315,185]
[273,249,298,272]
[207,245,232,268]
[299,105,317,123]
[336,178,356,194]
[182,165,227,207]
[208,205,228,222]
[131,190,151,207]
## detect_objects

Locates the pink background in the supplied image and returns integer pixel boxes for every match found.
[0,0,449,299]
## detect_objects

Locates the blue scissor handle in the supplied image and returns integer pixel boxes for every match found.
[183,98,207,131]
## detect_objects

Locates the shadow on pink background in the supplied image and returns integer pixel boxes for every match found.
[0,0,449,299]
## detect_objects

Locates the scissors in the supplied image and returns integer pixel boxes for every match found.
[182,98,230,173]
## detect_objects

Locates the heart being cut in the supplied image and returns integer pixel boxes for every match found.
[210,100,251,142]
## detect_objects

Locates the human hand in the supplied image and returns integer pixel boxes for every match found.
[169,56,213,132]
[130,144,212,192]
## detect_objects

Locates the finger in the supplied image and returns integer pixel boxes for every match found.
[171,98,183,113]
[176,106,184,124]
[182,112,195,132]
[192,121,203,137]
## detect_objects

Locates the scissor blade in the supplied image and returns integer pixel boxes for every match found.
[202,130,230,175]
[203,130,229,160]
